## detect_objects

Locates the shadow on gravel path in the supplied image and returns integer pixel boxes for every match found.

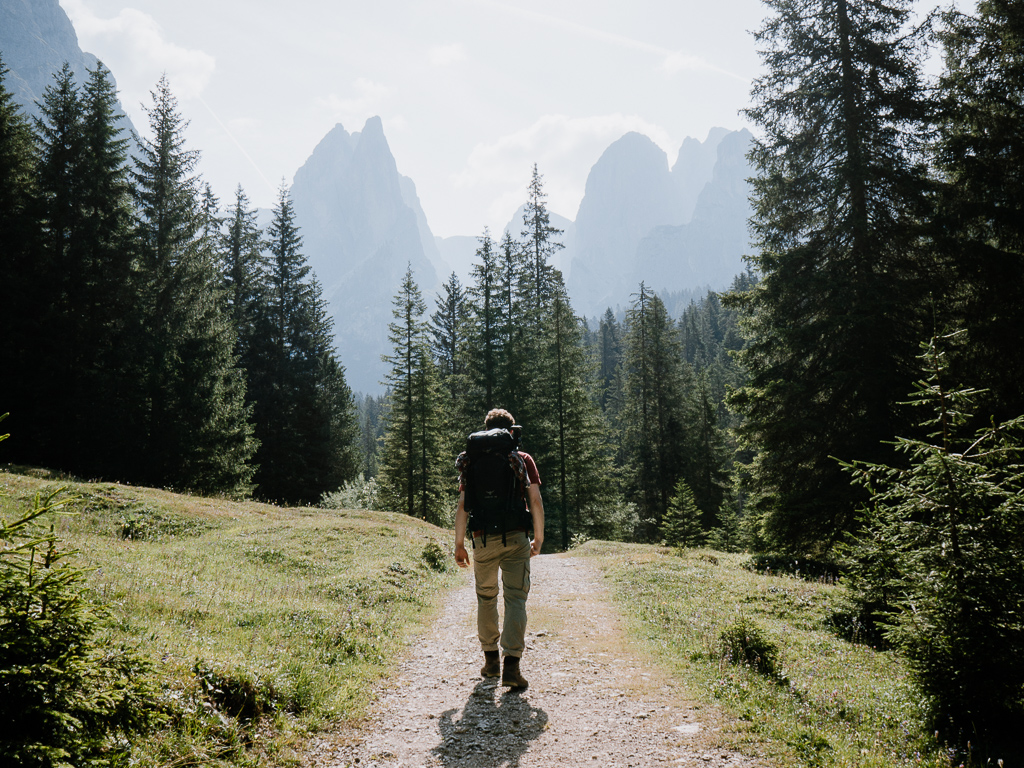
[432,680,548,767]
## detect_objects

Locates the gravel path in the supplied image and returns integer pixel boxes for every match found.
[303,553,767,768]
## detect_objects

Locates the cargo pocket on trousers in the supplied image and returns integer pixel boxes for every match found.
[505,553,531,595]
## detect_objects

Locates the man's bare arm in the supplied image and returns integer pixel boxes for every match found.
[527,485,544,556]
[454,491,470,568]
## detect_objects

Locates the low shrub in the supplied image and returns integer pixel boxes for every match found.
[718,616,784,680]
[421,539,450,572]
[193,660,280,722]
[0,486,160,768]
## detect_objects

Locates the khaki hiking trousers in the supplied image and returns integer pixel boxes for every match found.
[472,530,531,658]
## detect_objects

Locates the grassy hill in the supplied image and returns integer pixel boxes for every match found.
[0,467,460,766]
[576,541,967,768]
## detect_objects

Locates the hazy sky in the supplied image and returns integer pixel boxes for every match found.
[60,0,768,237]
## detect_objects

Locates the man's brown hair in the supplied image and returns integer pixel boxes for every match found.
[484,408,515,430]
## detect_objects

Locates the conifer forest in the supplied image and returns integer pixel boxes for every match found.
[2,0,1023,753]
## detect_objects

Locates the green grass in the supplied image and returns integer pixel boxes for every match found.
[0,468,460,767]
[575,541,959,768]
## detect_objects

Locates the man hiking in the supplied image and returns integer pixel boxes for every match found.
[454,408,545,689]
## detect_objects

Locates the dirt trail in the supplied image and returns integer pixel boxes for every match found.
[303,553,767,768]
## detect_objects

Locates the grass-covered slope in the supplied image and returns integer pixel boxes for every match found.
[0,467,460,767]
[576,542,961,768]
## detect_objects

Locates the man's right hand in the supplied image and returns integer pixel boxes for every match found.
[455,542,470,568]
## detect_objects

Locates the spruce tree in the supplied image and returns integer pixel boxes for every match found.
[685,371,731,530]
[430,270,469,457]
[730,0,933,553]
[662,478,705,548]
[73,64,139,472]
[221,184,264,364]
[357,393,387,479]
[621,284,694,540]
[597,308,622,414]
[546,285,614,547]
[21,63,139,476]
[520,164,563,313]
[252,183,358,504]
[934,0,1024,424]
[430,270,467,397]
[0,55,39,449]
[844,334,1024,753]
[379,266,449,524]
[132,75,256,494]
[31,64,86,467]
[508,167,566,481]
[463,230,502,418]
[496,230,530,421]
[0,53,35,254]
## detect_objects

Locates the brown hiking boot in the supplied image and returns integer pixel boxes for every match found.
[480,650,500,678]
[501,655,528,689]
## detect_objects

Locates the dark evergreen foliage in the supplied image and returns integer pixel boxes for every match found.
[247,184,358,504]
[430,271,469,460]
[379,266,449,524]
[662,478,704,548]
[131,74,256,495]
[730,0,933,553]
[463,230,502,419]
[357,393,387,479]
[620,285,695,541]
[934,0,1024,425]
[844,335,1024,755]
[0,59,43,458]
[1,487,159,768]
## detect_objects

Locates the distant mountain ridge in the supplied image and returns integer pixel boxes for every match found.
[565,127,754,318]
[0,0,134,133]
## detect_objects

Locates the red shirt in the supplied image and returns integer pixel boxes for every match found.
[459,451,541,492]
[520,452,541,486]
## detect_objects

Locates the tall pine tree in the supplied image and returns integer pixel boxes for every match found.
[0,55,39,452]
[250,183,358,504]
[132,74,256,494]
[379,265,449,524]
[934,0,1024,424]
[729,0,932,553]
[463,230,503,420]
[621,285,693,541]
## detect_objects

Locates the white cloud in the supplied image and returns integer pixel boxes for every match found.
[428,43,468,67]
[455,113,678,223]
[61,0,216,101]
[661,51,712,75]
[318,78,393,129]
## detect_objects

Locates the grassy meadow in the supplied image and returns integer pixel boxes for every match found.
[1,467,984,768]
[576,541,964,768]
[0,467,461,767]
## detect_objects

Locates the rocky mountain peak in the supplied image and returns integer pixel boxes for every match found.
[291,115,438,393]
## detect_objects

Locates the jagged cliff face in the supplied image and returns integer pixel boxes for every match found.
[290,117,439,394]
[566,132,678,314]
[636,128,755,296]
[1,0,136,140]
[3,0,97,115]
[566,128,754,317]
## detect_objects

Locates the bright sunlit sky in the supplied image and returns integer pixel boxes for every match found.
[58,0,934,239]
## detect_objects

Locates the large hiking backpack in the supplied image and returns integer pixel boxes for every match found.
[463,428,530,545]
